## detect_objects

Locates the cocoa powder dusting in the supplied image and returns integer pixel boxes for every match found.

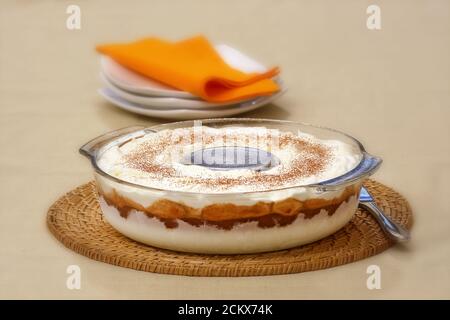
[121,128,332,192]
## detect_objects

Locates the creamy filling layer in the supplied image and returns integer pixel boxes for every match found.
[97,184,358,228]
[98,195,359,254]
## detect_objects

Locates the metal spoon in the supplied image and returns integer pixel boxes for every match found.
[359,186,411,242]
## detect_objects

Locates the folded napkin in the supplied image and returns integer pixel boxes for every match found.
[96,35,280,103]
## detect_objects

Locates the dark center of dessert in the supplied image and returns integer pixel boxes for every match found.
[185,146,280,171]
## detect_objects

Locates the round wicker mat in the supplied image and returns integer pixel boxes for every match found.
[47,180,412,277]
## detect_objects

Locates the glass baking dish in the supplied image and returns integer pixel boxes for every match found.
[80,118,382,254]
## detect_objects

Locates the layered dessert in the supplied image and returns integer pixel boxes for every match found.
[94,125,363,254]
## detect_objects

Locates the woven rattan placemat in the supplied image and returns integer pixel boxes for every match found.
[47,180,412,277]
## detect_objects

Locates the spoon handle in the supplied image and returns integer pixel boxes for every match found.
[359,201,411,242]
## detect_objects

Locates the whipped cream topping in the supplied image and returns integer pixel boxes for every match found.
[98,126,362,193]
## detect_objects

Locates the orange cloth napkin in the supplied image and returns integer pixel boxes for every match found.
[96,35,280,103]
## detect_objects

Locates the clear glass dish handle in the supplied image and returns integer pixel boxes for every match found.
[79,126,146,159]
[318,152,382,188]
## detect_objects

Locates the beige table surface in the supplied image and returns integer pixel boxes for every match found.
[1,0,449,299]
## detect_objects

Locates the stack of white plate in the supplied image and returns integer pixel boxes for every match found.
[99,44,286,120]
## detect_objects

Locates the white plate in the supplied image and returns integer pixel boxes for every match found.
[100,72,254,109]
[99,88,285,120]
[100,43,269,98]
